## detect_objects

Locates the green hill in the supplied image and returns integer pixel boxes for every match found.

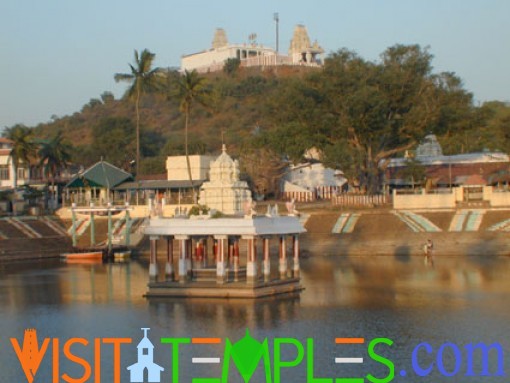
[32,66,313,174]
[24,44,510,195]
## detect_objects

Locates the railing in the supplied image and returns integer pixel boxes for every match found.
[282,186,342,202]
[332,194,391,207]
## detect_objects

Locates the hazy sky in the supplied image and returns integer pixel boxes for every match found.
[1,0,509,131]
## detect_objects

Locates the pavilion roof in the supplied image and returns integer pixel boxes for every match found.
[65,160,133,189]
[145,216,306,237]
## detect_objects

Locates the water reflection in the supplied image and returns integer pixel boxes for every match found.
[1,255,510,311]
[300,255,510,309]
[1,255,510,382]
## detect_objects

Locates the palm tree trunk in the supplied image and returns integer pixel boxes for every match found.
[12,164,18,188]
[135,83,141,177]
[184,105,196,203]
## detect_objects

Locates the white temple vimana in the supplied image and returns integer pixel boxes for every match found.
[199,144,252,215]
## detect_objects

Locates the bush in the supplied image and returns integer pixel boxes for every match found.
[188,205,210,216]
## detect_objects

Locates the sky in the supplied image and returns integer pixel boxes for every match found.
[1,0,509,131]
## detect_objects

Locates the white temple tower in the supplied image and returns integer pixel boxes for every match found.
[212,28,228,49]
[199,145,252,215]
[289,24,324,65]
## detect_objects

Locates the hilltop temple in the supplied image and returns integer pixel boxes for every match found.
[181,25,324,73]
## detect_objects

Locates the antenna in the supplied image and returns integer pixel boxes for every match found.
[273,12,279,53]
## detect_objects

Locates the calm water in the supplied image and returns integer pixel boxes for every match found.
[0,254,509,382]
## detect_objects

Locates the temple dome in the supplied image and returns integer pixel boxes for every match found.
[416,134,443,158]
[199,145,251,215]
[209,144,240,184]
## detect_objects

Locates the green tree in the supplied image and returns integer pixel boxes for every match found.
[397,158,426,190]
[114,49,159,177]
[174,69,211,202]
[223,58,241,77]
[91,117,136,169]
[3,125,36,187]
[432,72,475,154]
[38,131,72,184]
[100,91,115,104]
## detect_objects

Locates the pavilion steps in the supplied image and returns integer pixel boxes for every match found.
[191,266,247,282]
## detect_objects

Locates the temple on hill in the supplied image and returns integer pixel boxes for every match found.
[181,25,324,73]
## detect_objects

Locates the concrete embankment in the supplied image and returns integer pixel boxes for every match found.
[0,216,73,261]
[0,214,141,261]
[299,207,510,257]
[2,206,510,261]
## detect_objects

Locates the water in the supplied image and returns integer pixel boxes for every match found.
[0,254,509,382]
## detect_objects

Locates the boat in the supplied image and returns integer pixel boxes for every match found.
[114,250,131,261]
[61,251,104,261]
[65,258,103,265]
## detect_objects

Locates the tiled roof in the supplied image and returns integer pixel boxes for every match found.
[387,162,510,186]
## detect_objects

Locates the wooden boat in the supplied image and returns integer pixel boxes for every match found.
[61,251,104,261]
[65,258,103,265]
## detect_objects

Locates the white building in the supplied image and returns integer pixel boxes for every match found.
[166,154,215,182]
[282,162,347,201]
[181,25,324,73]
[0,137,30,189]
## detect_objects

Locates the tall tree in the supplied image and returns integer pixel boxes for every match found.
[174,70,211,202]
[38,131,71,185]
[3,125,36,188]
[114,49,159,177]
[261,45,474,194]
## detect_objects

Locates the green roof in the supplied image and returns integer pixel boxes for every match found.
[65,161,134,189]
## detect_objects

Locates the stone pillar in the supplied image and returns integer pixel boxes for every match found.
[279,235,287,279]
[107,205,113,255]
[244,236,258,284]
[233,238,240,282]
[176,235,189,283]
[165,237,174,281]
[292,235,300,278]
[263,237,270,281]
[149,236,159,280]
[89,211,95,247]
[186,238,193,279]
[213,239,218,262]
[124,205,131,246]
[71,204,77,247]
[228,239,234,270]
[215,235,227,284]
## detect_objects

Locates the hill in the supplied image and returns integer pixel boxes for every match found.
[22,44,510,195]
[32,66,315,173]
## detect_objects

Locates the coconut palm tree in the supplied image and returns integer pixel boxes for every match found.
[175,70,211,202]
[3,124,36,188]
[38,132,71,209]
[114,49,159,177]
[38,132,71,185]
